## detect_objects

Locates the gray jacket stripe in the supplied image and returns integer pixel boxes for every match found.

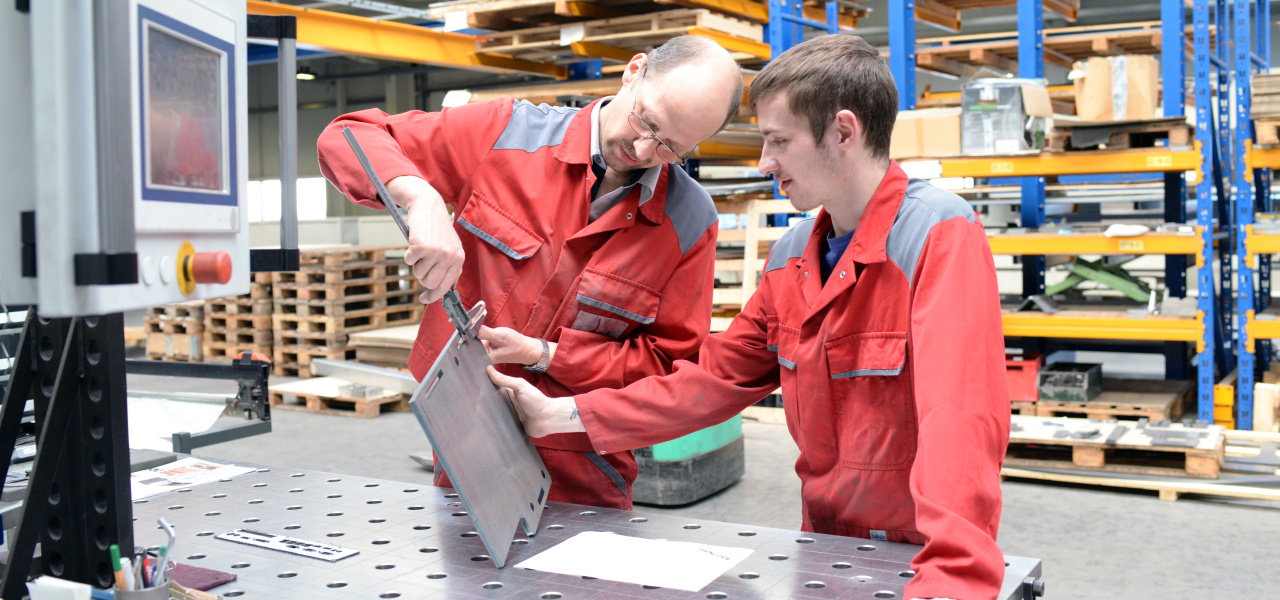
[886,179,976,288]
[766,345,778,352]
[777,356,797,370]
[764,217,815,274]
[663,168,719,254]
[492,100,577,153]
[456,217,534,260]
[832,366,904,378]
[577,294,656,324]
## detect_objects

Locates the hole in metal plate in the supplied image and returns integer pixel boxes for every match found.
[874,592,896,599]
[541,594,563,599]
[856,545,876,551]
[737,531,755,537]
[243,518,259,523]
[364,483,379,488]
[204,512,220,517]
[413,525,431,531]
[327,478,341,483]
[630,517,647,523]
[326,532,344,538]
[284,525,301,530]
[706,593,727,599]
[286,506,301,511]
[547,525,564,530]
[461,532,478,538]
[291,473,305,478]
[369,519,386,524]
[327,494,342,499]
[738,573,758,579]
[167,506,183,510]
[832,562,852,569]
[326,512,343,517]
[579,511,597,517]
[444,493,458,498]
[326,582,347,589]
[768,554,787,561]
[427,573,446,580]
[289,489,303,493]
[230,563,250,569]
[278,572,297,578]
[899,570,915,578]
[196,531,214,537]
[404,488,419,493]
[367,500,383,505]
[186,555,205,560]
[419,547,438,553]
[482,583,502,590]
[379,593,400,598]
[855,575,873,582]
[372,540,390,545]
[223,592,243,598]
[795,538,815,544]
[375,564,395,570]
[643,585,661,589]
[248,500,264,505]
[804,581,825,589]
[408,506,424,511]
[471,555,490,562]
[512,539,529,545]
[683,524,700,530]
[211,494,227,499]
[252,483,267,488]
[451,512,468,517]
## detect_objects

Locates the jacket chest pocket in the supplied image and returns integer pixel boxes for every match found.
[826,332,916,470]
[570,268,660,339]
[454,190,543,317]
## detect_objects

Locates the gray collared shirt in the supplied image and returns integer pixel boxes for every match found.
[589,97,662,222]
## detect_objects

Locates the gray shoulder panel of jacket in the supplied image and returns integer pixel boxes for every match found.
[491,99,578,153]
[663,167,720,255]
[886,179,976,287]
[764,217,815,274]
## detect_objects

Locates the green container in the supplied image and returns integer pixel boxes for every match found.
[649,415,742,461]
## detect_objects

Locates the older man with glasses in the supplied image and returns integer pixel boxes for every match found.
[317,35,743,509]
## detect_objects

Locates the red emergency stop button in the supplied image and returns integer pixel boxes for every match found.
[190,251,233,284]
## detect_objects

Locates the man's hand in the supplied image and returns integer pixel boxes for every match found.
[478,326,556,366]
[387,176,464,304]
[487,366,583,438]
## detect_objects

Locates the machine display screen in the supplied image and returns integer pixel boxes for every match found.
[145,26,224,192]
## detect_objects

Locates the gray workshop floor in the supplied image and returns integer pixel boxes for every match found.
[129,371,1280,599]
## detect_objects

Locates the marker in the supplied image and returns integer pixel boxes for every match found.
[109,544,124,590]
[119,557,135,591]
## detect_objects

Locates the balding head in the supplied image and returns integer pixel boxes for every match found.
[597,36,744,173]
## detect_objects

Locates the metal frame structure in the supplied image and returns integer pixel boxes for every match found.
[890,0,1225,418]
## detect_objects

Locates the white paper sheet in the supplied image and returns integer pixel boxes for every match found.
[513,531,753,592]
[127,396,227,451]
[131,457,256,500]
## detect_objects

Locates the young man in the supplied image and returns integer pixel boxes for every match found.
[490,35,1010,600]
[317,36,744,510]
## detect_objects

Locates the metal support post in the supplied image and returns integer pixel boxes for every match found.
[1194,0,1217,419]
[825,1,838,34]
[1217,0,1235,350]
[1018,0,1046,297]
[1163,0,1190,379]
[1233,0,1255,430]
[888,0,916,110]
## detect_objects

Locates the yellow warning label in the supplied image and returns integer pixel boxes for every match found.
[1118,240,1144,251]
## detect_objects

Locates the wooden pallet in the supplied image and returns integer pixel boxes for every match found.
[268,376,410,418]
[206,314,273,331]
[145,332,202,362]
[275,293,419,319]
[1254,118,1280,146]
[1007,415,1224,479]
[477,9,762,64]
[913,21,1189,79]
[204,297,274,316]
[272,345,359,378]
[1034,378,1191,421]
[274,262,409,287]
[203,342,273,364]
[144,317,203,335]
[710,197,798,318]
[273,275,416,302]
[204,328,273,346]
[1011,401,1038,416]
[427,0,863,31]
[920,0,1078,30]
[146,301,205,320]
[1046,118,1192,152]
[272,304,424,337]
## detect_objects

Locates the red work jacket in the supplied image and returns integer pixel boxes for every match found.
[577,162,1010,599]
[317,98,719,509]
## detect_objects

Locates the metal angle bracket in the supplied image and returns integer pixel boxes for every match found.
[408,301,549,568]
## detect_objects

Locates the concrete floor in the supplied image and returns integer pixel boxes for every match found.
[137,373,1280,600]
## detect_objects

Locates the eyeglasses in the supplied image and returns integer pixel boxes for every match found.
[627,67,690,166]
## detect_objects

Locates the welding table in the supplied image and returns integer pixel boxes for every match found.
[130,463,1042,600]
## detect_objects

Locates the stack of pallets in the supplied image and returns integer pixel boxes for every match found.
[144,301,205,362]
[270,246,423,377]
[1252,73,1280,144]
[202,273,274,364]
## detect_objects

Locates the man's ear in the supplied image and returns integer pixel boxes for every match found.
[832,110,860,149]
[621,53,648,89]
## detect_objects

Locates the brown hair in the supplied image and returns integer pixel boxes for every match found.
[748,35,897,159]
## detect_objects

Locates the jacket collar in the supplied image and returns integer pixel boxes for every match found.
[813,160,909,265]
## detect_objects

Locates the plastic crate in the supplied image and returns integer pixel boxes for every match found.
[1005,353,1045,402]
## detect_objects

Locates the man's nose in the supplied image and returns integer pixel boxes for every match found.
[757,152,777,176]
[633,137,659,161]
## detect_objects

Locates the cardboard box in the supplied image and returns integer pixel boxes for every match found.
[890,108,961,159]
[960,78,1052,155]
[1072,55,1160,121]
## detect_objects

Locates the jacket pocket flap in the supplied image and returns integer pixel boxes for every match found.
[456,191,543,260]
[825,333,907,378]
[577,268,660,324]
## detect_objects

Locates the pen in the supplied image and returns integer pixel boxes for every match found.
[119,557,135,591]
[109,544,124,590]
[154,544,168,585]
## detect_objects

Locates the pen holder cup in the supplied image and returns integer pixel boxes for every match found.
[113,586,170,599]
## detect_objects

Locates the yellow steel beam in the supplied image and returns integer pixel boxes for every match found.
[568,41,638,63]
[691,141,763,159]
[554,1,626,19]
[688,27,771,60]
[1249,144,1280,169]
[987,231,1202,257]
[934,146,1202,178]
[1244,223,1280,262]
[246,1,566,78]
[1001,313,1203,346]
